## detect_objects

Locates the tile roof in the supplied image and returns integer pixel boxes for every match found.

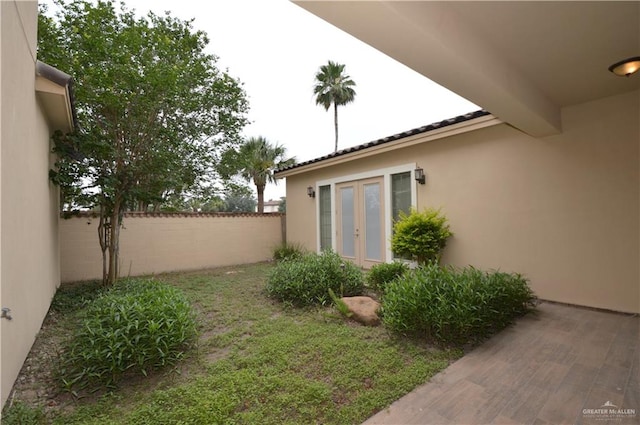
[275,109,490,175]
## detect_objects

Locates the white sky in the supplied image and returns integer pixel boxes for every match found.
[48,0,479,201]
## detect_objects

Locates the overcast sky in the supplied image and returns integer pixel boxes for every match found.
[50,0,479,201]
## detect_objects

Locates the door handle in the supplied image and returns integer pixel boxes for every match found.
[354,228,359,237]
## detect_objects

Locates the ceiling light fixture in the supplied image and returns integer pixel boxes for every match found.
[608,56,640,77]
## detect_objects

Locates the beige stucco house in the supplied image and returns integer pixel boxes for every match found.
[278,2,639,314]
[1,1,76,407]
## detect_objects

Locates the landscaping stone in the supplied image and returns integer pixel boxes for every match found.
[341,296,381,326]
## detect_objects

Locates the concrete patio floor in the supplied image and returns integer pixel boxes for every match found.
[363,302,639,425]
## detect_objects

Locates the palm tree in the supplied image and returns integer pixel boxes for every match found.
[313,60,357,152]
[237,137,295,213]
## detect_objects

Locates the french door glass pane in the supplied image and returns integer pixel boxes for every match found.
[392,172,411,260]
[319,185,332,251]
[340,187,355,257]
[364,183,382,260]
[391,172,411,223]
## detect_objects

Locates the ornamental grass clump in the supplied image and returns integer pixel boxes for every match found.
[272,241,306,262]
[391,208,452,264]
[266,250,363,306]
[382,263,536,346]
[59,278,197,393]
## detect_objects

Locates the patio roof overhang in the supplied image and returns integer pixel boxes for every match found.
[293,1,640,138]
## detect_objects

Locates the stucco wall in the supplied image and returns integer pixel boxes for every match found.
[285,90,639,313]
[0,0,61,407]
[60,214,285,282]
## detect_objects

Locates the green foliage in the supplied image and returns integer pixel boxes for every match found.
[50,280,104,313]
[382,263,536,346]
[222,193,257,212]
[14,263,461,424]
[328,288,352,318]
[59,279,197,392]
[39,0,249,284]
[266,251,363,306]
[220,136,295,213]
[1,401,46,425]
[272,241,306,262]
[366,261,410,292]
[391,208,452,265]
[39,0,249,212]
[159,192,226,213]
[277,197,286,213]
[313,61,357,151]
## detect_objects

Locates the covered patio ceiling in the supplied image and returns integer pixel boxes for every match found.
[293,1,640,137]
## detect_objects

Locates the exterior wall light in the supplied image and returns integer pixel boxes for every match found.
[608,57,640,77]
[414,167,426,185]
[307,186,316,198]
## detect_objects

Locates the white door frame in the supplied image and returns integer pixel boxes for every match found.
[314,163,418,263]
[336,177,386,267]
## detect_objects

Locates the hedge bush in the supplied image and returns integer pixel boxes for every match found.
[391,208,452,264]
[59,278,197,392]
[382,263,535,345]
[366,261,410,292]
[266,250,363,306]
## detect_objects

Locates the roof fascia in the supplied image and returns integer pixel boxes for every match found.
[276,114,502,178]
[35,61,77,132]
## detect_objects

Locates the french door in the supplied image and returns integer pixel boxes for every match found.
[336,177,385,268]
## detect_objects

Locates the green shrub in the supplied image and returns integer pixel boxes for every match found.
[366,261,410,291]
[266,250,363,306]
[59,278,197,392]
[382,263,535,345]
[50,279,104,313]
[1,401,46,425]
[391,208,452,264]
[272,241,306,262]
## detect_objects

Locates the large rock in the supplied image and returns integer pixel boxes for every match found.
[341,296,381,326]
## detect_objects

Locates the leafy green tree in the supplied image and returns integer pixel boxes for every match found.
[221,137,295,213]
[159,194,225,213]
[216,183,254,212]
[223,193,257,213]
[313,61,357,152]
[199,197,226,213]
[39,1,249,285]
[278,197,286,213]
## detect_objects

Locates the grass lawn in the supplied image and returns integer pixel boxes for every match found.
[3,262,461,424]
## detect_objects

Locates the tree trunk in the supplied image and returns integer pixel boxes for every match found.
[98,197,124,286]
[334,103,339,152]
[106,198,122,286]
[98,209,109,285]
[257,184,265,213]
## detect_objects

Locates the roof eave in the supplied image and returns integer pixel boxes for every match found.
[275,112,501,178]
[35,60,78,132]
